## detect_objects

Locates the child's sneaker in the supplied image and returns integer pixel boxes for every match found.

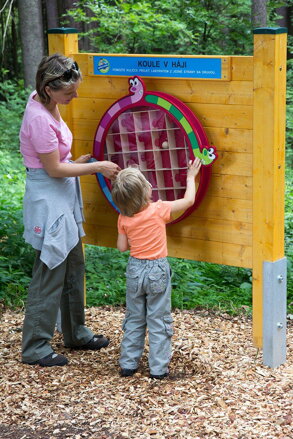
[150,372,169,380]
[120,368,138,377]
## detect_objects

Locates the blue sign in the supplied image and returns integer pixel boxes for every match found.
[93,56,222,79]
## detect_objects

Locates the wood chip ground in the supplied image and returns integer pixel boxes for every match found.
[0,307,292,439]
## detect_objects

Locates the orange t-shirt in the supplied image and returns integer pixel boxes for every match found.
[117,200,172,259]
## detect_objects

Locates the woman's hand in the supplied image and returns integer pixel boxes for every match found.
[74,154,92,163]
[94,161,121,180]
[39,150,121,179]
[73,156,121,179]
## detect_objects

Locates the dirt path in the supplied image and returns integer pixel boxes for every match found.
[0,307,292,439]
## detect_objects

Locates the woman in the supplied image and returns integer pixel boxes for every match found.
[20,53,120,367]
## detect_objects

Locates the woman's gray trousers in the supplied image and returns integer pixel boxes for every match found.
[22,240,93,363]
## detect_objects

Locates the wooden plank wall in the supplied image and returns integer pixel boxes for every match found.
[66,54,254,268]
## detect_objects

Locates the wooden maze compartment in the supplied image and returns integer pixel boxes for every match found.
[104,108,190,202]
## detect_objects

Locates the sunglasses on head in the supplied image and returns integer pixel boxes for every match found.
[47,61,79,84]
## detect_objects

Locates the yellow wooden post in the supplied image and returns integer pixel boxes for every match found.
[47,27,79,58]
[252,28,287,348]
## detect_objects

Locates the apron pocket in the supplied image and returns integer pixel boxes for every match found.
[48,214,64,237]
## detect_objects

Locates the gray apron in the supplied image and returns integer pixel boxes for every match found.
[23,168,85,270]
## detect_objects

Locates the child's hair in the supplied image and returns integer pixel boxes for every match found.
[112,167,151,217]
[36,53,82,104]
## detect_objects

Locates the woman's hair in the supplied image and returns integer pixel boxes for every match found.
[112,167,151,217]
[36,53,82,104]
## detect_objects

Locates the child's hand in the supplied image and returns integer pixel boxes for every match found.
[187,157,202,179]
[74,153,92,164]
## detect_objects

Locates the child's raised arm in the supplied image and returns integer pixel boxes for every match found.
[170,157,202,214]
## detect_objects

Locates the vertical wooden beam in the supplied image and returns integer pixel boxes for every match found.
[47,27,79,57]
[252,28,287,348]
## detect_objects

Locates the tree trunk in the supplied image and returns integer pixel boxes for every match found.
[62,0,77,28]
[11,3,19,77]
[18,0,44,88]
[45,0,59,29]
[276,6,291,60]
[251,0,267,28]
[58,0,90,51]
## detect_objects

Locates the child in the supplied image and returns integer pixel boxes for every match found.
[111,158,201,379]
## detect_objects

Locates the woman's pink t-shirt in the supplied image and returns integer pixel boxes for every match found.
[20,91,72,168]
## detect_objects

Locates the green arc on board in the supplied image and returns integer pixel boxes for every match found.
[145,94,200,152]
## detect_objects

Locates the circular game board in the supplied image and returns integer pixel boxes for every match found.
[93,76,217,224]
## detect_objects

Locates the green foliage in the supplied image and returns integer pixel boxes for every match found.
[84,245,254,314]
[169,259,252,313]
[66,0,254,55]
[0,148,35,308]
[0,2,22,81]
[85,246,128,306]
[0,77,31,151]
[85,239,293,314]
[0,80,34,308]
[66,0,288,56]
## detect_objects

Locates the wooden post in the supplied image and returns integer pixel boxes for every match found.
[252,28,287,349]
[47,27,79,57]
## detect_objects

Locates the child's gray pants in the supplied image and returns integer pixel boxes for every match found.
[120,256,173,376]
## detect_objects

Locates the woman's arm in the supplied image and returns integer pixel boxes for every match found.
[39,149,120,179]
[170,158,202,213]
[117,233,129,252]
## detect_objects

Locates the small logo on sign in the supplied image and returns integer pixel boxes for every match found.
[34,226,42,234]
[98,58,110,73]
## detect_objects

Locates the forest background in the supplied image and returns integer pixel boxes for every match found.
[0,0,292,315]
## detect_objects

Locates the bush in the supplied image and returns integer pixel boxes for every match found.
[0,80,34,308]
[0,148,35,308]
[84,243,254,314]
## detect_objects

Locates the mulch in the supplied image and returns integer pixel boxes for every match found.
[0,307,292,439]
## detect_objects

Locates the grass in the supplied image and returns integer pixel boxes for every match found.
[85,245,254,314]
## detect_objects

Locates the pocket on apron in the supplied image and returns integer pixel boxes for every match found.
[48,214,64,236]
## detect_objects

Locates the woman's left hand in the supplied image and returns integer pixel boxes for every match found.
[74,154,92,163]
